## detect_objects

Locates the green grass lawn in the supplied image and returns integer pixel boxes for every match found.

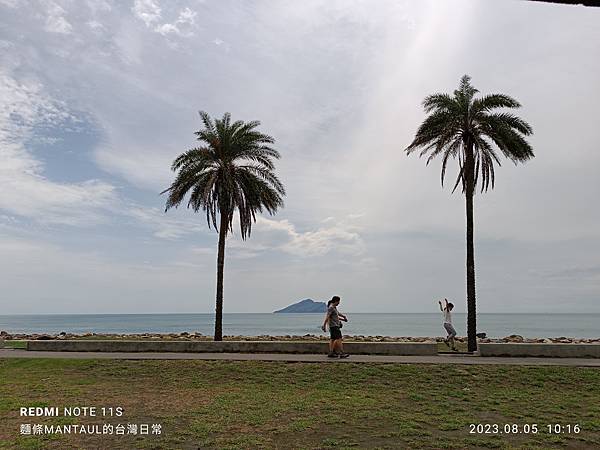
[1,359,598,449]
[1,340,27,349]
[436,340,469,353]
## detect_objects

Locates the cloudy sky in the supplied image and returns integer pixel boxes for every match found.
[1,0,599,314]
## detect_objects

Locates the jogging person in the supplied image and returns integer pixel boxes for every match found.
[321,296,349,358]
[439,298,457,351]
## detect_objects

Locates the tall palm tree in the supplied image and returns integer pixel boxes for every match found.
[405,75,534,352]
[162,111,285,341]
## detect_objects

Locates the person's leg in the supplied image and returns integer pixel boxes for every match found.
[333,330,349,358]
[443,326,450,347]
[443,323,453,348]
[328,328,338,357]
[328,339,338,357]
[337,339,349,358]
[331,327,347,356]
[448,324,457,350]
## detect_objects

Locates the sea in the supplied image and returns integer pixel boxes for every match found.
[0,313,598,338]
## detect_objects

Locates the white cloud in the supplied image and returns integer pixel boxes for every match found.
[86,20,104,31]
[132,1,197,37]
[86,0,111,14]
[284,226,365,257]
[226,215,368,259]
[42,0,73,34]
[177,7,196,26]
[154,23,179,36]
[132,0,161,27]
[94,140,174,189]
[0,0,19,8]
[0,71,118,225]
[127,206,204,240]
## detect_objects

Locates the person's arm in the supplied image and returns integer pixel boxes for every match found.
[438,300,444,312]
[443,298,449,311]
[321,311,331,331]
[339,312,348,321]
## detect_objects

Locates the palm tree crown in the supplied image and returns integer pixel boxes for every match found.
[406,75,534,192]
[162,111,285,237]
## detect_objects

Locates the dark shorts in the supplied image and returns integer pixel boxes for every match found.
[329,326,342,340]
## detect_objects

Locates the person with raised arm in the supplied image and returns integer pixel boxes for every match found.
[439,298,457,351]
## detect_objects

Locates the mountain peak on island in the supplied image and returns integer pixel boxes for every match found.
[273,299,327,313]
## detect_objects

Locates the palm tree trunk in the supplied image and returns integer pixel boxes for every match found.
[214,212,228,341]
[465,141,477,352]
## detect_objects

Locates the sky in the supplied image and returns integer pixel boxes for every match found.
[1,0,599,314]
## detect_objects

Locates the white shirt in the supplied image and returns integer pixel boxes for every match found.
[443,309,452,324]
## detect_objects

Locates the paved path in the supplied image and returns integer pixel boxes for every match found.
[1,348,599,367]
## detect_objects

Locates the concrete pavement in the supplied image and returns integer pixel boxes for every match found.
[1,348,599,367]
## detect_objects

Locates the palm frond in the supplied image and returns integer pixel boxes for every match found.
[482,112,533,136]
[422,93,457,114]
[471,94,520,115]
[440,138,462,187]
[406,110,460,154]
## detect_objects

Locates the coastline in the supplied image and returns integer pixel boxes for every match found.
[2,331,598,344]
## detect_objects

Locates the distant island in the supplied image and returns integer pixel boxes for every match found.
[273,299,327,313]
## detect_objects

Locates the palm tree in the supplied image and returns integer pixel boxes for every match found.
[162,111,285,341]
[405,75,534,352]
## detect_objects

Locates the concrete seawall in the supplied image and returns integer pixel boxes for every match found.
[26,340,438,356]
[478,343,600,358]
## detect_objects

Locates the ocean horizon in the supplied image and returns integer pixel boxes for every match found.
[1,313,598,338]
